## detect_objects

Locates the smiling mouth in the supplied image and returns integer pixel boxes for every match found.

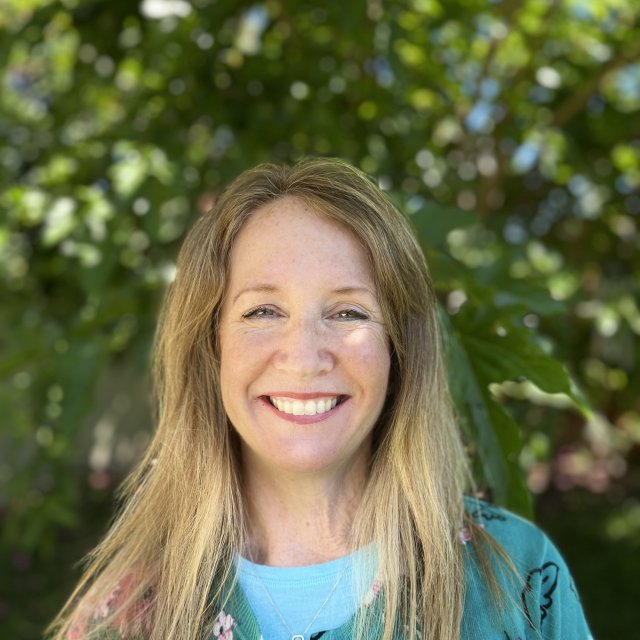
[266,395,347,416]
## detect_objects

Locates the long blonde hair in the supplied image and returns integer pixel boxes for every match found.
[50,158,471,640]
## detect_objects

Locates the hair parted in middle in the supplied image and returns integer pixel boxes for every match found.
[49,157,472,640]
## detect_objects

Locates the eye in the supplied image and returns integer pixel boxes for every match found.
[333,308,369,321]
[242,306,277,319]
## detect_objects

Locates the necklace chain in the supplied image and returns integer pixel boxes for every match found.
[244,555,349,640]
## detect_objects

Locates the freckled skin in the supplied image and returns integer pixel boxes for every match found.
[218,196,391,483]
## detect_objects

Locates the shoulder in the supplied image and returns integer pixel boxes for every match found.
[461,497,594,639]
[463,496,570,579]
[463,496,550,560]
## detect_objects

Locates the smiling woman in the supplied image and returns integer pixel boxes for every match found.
[48,158,592,640]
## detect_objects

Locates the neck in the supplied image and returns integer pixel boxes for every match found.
[242,456,369,567]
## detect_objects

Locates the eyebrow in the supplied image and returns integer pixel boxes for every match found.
[232,284,375,304]
[232,284,278,304]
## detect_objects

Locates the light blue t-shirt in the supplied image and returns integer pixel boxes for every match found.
[236,546,376,640]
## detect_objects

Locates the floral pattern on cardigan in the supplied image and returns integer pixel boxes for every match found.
[67,574,153,640]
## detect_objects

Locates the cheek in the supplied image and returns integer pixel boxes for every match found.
[218,329,244,405]
[359,346,391,375]
[219,329,273,394]
[343,326,390,361]
[343,329,391,389]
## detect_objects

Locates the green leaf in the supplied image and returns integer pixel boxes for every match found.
[411,201,479,247]
[440,308,532,516]
[493,282,565,316]
[453,306,589,415]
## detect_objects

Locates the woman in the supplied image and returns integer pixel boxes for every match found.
[50,158,592,640]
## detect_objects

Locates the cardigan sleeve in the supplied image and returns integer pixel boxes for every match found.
[463,499,594,640]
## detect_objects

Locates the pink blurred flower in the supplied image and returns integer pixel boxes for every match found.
[212,611,235,639]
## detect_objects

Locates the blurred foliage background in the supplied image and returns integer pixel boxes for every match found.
[1,0,639,638]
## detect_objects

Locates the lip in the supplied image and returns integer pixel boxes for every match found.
[258,394,348,424]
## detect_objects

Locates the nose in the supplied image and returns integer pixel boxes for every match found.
[272,318,334,378]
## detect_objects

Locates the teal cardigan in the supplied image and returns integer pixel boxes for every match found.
[72,500,593,640]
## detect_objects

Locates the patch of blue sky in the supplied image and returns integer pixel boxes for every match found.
[511,142,540,174]
[465,101,494,133]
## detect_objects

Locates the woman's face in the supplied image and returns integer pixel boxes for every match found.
[218,196,391,479]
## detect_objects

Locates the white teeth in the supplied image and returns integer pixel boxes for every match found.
[269,396,340,416]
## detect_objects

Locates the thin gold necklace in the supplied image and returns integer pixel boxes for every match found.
[244,555,350,640]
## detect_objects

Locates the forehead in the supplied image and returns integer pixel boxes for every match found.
[226,196,374,286]
[236,195,344,240]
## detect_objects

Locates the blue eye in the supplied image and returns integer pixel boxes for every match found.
[335,309,368,320]
[243,306,275,319]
